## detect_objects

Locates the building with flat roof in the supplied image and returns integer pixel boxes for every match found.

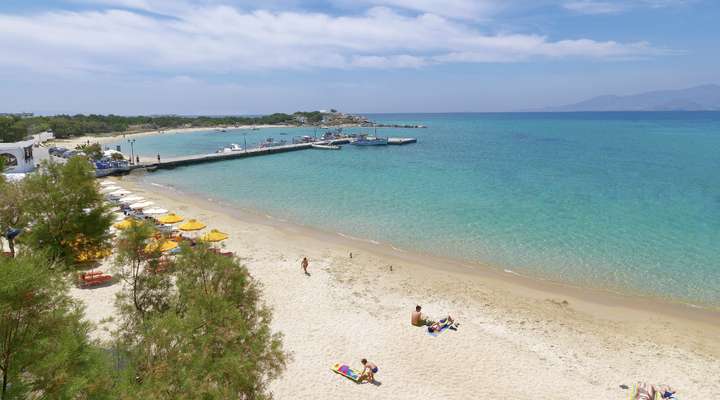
[0,131,53,174]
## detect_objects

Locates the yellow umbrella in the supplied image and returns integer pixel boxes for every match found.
[144,240,179,253]
[200,229,229,242]
[114,218,137,230]
[179,219,206,231]
[157,213,184,224]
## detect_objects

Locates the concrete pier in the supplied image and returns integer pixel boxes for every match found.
[122,136,416,174]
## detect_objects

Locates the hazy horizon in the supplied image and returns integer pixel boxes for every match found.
[2,1,719,114]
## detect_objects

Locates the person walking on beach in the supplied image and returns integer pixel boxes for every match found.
[157,153,161,163]
[301,257,309,275]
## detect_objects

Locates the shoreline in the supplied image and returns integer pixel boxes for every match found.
[137,176,720,324]
[47,122,388,150]
[48,124,298,148]
[80,173,720,399]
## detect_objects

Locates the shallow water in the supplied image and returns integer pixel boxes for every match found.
[115,112,720,307]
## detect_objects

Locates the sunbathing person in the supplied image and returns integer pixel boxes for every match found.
[427,315,456,333]
[411,305,429,326]
[359,359,378,383]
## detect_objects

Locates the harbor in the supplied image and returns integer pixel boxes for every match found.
[125,136,417,172]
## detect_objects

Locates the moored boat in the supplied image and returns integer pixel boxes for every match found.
[311,144,341,150]
[216,143,243,153]
[351,134,388,146]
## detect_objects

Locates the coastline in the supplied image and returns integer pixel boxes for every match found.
[138,175,720,322]
[73,172,720,399]
[48,124,297,148]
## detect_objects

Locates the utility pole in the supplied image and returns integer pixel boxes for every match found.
[128,139,136,165]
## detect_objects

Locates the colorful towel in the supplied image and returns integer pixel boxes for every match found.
[331,363,361,382]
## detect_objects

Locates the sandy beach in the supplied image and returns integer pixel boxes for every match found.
[71,174,720,400]
[50,124,296,149]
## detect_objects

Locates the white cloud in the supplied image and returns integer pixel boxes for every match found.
[563,1,626,14]
[0,4,670,77]
[563,0,692,14]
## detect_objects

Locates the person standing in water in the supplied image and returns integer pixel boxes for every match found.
[301,257,309,275]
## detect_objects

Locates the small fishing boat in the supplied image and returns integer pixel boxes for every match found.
[311,144,341,150]
[216,143,243,153]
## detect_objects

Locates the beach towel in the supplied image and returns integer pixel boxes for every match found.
[426,321,453,337]
[331,363,362,382]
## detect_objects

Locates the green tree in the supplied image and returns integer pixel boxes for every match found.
[76,142,103,160]
[20,158,113,266]
[118,244,287,399]
[114,221,172,318]
[0,253,113,399]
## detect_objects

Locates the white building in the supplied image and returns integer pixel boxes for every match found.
[0,131,53,174]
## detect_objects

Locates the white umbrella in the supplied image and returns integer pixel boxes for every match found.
[109,189,131,196]
[130,201,154,210]
[100,186,120,193]
[143,207,168,215]
[119,195,144,203]
[99,181,116,187]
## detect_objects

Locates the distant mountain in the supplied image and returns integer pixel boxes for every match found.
[544,84,720,112]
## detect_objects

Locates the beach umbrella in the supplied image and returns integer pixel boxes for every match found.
[114,218,138,230]
[119,195,144,204]
[100,186,120,193]
[144,239,178,253]
[130,201,154,210]
[109,189,131,197]
[157,213,184,224]
[200,229,229,242]
[143,207,168,215]
[99,181,116,187]
[179,219,206,232]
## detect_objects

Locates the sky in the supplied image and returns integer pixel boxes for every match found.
[0,0,718,114]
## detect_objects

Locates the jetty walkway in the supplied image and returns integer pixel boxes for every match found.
[124,137,416,173]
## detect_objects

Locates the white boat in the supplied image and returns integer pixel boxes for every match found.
[311,144,341,150]
[216,143,243,153]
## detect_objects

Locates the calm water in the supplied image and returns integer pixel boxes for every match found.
[116,113,720,307]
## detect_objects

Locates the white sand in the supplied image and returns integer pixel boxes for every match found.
[71,176,720,400]
[50,124,296,149]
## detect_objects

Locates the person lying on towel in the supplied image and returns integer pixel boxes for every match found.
[427,315,456,333]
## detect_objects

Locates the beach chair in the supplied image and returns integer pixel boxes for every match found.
[78,271,113,288]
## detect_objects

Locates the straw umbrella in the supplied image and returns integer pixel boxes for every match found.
[200,229,229,242]
[157,213,184,224]
[144,239,179,253]
[179,219,206,232]
[113,218,138,230]
[178,219,206,240]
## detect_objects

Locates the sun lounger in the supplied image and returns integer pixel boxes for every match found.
[331,363,362,382]
[78,271,113,288]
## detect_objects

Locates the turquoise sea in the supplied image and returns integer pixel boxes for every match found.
[115,112,720,307]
